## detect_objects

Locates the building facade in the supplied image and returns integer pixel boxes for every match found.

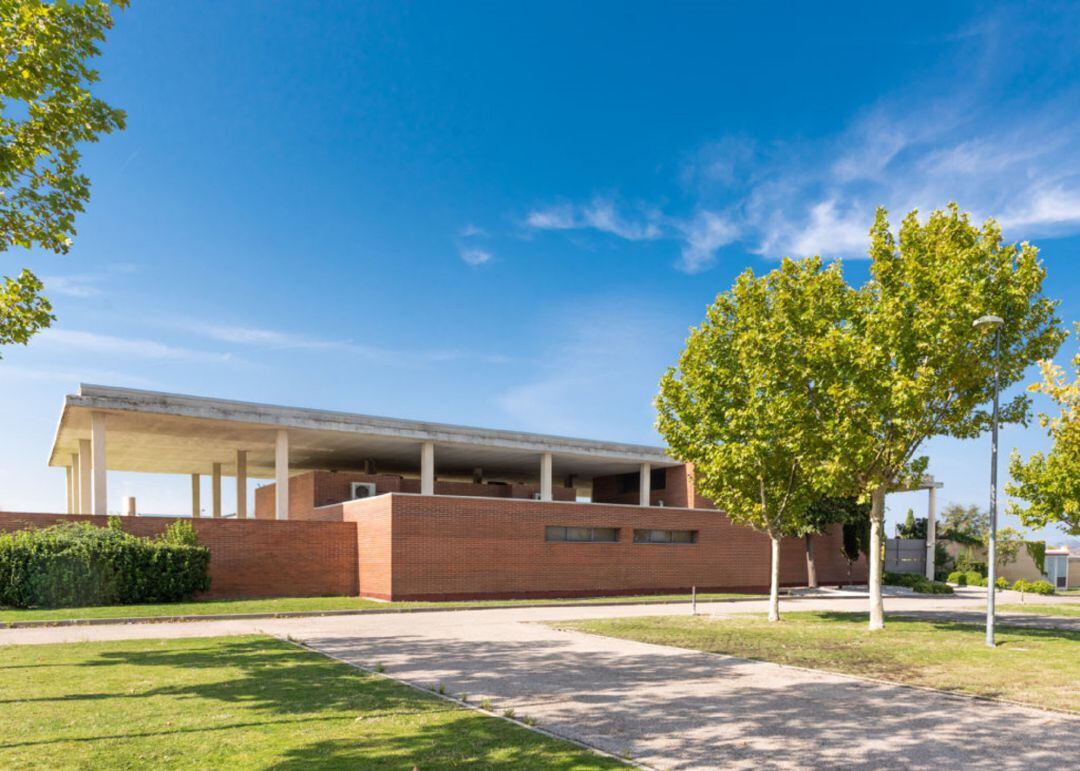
[15,384,867,600]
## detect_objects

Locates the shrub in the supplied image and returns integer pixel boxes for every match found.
[1013,579,1030,593]
[947,571,967,586]
[0,520,210,609]
[995,577,1009,590]
[883,572,953,594]
[965,570,986,587]
[1027,580,1055,596]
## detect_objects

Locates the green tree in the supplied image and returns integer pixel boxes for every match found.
[842,204,1063,630]
[657,257,857,621]
[939,502,989,543]
[0,0,127,354]
[895,508,927,539]
[798,496,869,587]
[1007,322,1080,536]
[986,526,1025,575]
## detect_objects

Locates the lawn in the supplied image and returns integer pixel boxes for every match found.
[557,611,1080,712]
[0,635,623,769]
[0,592,758,624]
[998,602,1080,618]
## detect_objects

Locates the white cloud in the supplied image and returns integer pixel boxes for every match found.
[675,210,739,272]
[458,246,493,266]
[41,276,102,298]
[458,224,487,238]
[38,329,228,362]
[526,198,660,241]
[999,186,1080,231]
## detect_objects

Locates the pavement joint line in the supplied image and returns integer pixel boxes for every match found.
[274,633,650,769]
[549,623,1080,720]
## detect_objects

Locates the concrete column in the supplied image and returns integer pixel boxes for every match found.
[78,438,92,515]
[211,462,222,518]
[191,474,201,518]
[65,465,74,514]
[236,450,248,519]
[925,485,937,580]
[70,453,80,514]
[539,452,553,501]
[420,441,435,495]
[124,496,137,516]
[639,462,651,507]
[275,429,289,519]
[91,412,107,516]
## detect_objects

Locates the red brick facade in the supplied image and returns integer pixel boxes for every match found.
[1,475,867,601]
[0,512,358,599]
[254,470,576,520]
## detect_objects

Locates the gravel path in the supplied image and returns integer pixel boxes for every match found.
[0,596,1075,769]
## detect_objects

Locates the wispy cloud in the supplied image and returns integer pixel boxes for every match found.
[42,275,102,298]
[37,329,229,362]
[526,198,662,241]
[675,210,739,273]
[458,246,493,266]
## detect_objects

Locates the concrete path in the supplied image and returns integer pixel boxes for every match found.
[0,597,1076,769]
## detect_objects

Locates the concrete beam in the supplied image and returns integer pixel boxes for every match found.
[420,441,435,495]
[236,449,247,519]
[78,438,92,515]
[65,465,74,514]
[639,462,651,507]
[275,429,289,519]
[191,473,201,518]
[212,462,222,518]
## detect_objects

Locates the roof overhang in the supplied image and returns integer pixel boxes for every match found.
[49,384,677,479]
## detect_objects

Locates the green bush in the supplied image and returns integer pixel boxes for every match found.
[883,572,953,594]
[1027,580,1055,596]
[1013,579,1030,592]
[0,519,210,609]
[965,570,986,587]
[946,570,966,586]
[995,577,1009,590]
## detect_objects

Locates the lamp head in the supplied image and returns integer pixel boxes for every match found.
[973,314,1004,331]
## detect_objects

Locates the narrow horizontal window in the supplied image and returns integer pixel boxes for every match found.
[546,525,619,543]
[633,529,697,544]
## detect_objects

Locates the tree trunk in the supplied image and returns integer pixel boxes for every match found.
[768,534,781,622]
[868,485,887,630]
[805,534,818,589]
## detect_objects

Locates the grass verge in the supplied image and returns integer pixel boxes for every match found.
[556,611,1079,712]
[997,603,1080,618]
[0,592,758,624]
[0,635,623,769]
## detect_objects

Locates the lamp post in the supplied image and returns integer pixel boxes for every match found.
[973,313,1004,647]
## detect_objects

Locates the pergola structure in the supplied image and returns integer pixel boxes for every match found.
[48,384,679,519]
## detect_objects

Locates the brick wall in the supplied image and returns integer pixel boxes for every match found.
[0,512,358,599]
[255,470,576,519]
[356,494,866,600]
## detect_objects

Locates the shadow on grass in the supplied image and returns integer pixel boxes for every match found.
[808,610,1080,640]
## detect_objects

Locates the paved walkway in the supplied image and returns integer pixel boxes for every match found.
[1,596,1076,769]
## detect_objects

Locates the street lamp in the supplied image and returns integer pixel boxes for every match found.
[973,313,1004,647]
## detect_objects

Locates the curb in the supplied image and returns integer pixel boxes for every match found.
[0,589,955,630]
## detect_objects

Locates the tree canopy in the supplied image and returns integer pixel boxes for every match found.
[840,204,1063,628]
[656,257,857,620]
[0,0,127,354]
[1007,322,1080,536]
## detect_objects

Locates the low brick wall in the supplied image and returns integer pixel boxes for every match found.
[342,494,868,600]
[0,512,359,599]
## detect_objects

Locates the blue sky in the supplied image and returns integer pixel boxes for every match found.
[1,1,1078,541]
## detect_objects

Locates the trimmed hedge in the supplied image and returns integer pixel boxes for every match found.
[947,570,967,586]
[1013,578,1055,595]
[0,519,210,609]
[883,571,954,594]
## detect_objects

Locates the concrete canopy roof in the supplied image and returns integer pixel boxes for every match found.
[49,385,677,480]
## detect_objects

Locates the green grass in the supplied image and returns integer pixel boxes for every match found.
[557,611,1080,712]
[0,635,623,769]
[998,603,1080,618]
[0,592,758,624]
